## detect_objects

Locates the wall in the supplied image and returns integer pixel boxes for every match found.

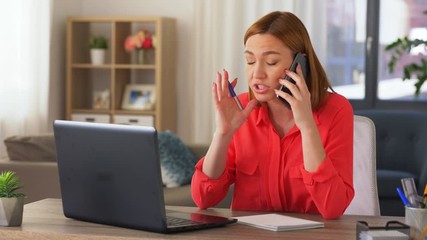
[49,1,83,131]
[50,0,196,143]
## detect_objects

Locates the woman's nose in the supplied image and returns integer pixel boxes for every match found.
[252,63,266,79]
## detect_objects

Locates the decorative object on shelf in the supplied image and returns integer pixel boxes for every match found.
[89,36,108,65]
[121,84,156,110]
[92,89,110,110]
[385,10,427,97]
[137,49,146,65]
[124,30,155,64]
[0,171,26,227]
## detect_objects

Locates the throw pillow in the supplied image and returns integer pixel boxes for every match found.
[158,131,197,188]
[4,133,56,162]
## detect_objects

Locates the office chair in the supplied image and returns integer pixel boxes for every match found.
[344,115,380,216]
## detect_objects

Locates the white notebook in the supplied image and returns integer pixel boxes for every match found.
[236,213,324,232]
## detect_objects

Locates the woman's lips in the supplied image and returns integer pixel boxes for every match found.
[253,84,270,94]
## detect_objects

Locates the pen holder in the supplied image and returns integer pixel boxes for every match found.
[405,206,427,239]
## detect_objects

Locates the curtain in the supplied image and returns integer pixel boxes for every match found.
[190,0,327,144]
[0,0,52,158]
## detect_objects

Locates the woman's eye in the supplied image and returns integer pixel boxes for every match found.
[267,62,277,66]
[246,62,255,65]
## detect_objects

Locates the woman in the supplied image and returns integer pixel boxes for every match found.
[191,11,354,220]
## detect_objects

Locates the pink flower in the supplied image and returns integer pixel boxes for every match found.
[124,30,154,52]
[124,36,136,51]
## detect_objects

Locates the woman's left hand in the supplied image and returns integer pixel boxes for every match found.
[276,65,315,131]
[276,64,326,172]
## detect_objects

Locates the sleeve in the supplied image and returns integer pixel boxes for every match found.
[300,97,355,219]
[191,142,236,209]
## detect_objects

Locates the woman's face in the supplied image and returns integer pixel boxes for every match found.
[245,34,294,103]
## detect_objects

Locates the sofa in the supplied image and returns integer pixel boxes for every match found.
[0,133,233,208]
[356,110,427,216]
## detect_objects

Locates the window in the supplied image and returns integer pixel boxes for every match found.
[377,0,427,101]
[325,0,367,100]
[325,0,427,110]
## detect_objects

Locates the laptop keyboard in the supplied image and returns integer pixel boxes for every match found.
[166,215,200,227]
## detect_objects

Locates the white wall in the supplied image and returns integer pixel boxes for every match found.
[50,0,196,143]
[49,1,83,131]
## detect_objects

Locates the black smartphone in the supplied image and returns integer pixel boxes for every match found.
[277,52,308,109]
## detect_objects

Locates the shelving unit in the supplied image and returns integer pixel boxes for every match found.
[66,16,176,131]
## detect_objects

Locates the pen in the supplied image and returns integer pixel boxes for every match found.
[228,82,243,110]
[397,187,411,207]
[423,184,427,207]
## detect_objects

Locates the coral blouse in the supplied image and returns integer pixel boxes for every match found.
[191,93,354,219]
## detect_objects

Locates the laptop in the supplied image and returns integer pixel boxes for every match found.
[53,120,237,233]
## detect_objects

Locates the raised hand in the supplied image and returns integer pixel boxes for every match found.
[212,69,257,136]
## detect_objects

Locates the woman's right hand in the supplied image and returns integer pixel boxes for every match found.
[203,70,257,179]
[212,69,257,136]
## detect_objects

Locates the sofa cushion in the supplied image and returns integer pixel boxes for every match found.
[4,133,56,162]
[158,131,197,188]
[377,169,417,198]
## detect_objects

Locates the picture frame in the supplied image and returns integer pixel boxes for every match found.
[121,84,156,110]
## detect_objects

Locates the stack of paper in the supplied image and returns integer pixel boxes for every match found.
[235,213,324,232]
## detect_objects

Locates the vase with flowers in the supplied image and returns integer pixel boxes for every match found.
[124,30,155,64]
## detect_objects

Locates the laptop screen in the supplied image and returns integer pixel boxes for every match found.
[54,120,168,232]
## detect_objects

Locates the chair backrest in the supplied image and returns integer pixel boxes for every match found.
[344,115,381,216]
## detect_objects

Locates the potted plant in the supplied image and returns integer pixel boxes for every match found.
[89,36,108,65]
[385,10,427,97]
[0,171,25,226]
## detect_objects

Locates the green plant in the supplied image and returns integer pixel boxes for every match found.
[89,36,108,49]
[385,10,427,97]
[0,171,25,198]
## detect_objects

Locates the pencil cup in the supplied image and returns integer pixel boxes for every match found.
[405,206,427,239]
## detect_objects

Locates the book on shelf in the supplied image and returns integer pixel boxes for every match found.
[235,213,324,232]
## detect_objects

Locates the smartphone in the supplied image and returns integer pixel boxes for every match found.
[277,52,308,109]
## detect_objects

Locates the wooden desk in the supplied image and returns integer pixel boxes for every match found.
[0,199,405,239]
